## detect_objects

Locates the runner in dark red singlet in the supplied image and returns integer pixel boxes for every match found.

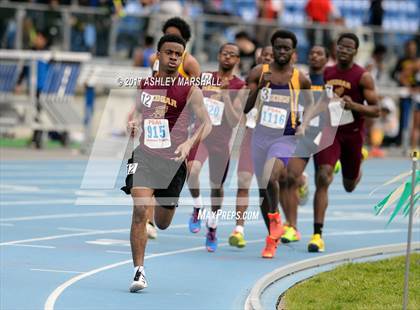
[310,33,380,253]
[121,34,211,292]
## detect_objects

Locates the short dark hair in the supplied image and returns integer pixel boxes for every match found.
[270,30,297,48]
[157,34,186,51]
[373,44,387,55]
[145,35,154,46]
[162,17,191,42]
[337,33,359,49]
[219,42,239,54]
[235,31,251,40]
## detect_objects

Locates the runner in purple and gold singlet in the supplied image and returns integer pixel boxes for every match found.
[311,33,379,253]
[244,30,314,258]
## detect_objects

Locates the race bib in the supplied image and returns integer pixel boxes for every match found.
[246,107,258,128]
[204,97,225,126]
[143,119,171,149]
[260,105,287,129]
[329,99,354,126]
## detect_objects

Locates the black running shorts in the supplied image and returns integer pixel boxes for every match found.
[121,146,187,209]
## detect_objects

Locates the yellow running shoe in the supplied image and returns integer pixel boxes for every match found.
[362,146,369,161]
[228,231,246,248]
[280,226,301,243]
[298,172,309,206]
[307,234,325,253]
[333,161,341,174]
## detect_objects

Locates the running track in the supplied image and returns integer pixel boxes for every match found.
[1,157,419,309]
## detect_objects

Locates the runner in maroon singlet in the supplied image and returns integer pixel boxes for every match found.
[309,33,380,253]
[122,34,211,292]
[186,43,246,252]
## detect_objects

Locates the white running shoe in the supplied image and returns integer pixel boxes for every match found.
[146,221,158,239]
[129,267,148,292]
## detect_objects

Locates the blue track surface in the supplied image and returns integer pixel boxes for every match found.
[1,158,419,310]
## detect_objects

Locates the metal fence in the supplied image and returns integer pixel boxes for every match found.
[1,2,419,64]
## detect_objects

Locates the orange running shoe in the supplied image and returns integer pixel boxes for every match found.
[268,212,284,239]
[262,236,279,258]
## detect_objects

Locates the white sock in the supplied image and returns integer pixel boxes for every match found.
[134,266,144,276]
[193,195,203,209]
[235,225,244,235]
[207,211,218,229]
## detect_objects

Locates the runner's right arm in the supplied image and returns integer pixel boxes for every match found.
[127,86,145,137]
[172,86,212,162]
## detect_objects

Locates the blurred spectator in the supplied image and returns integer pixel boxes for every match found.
[115,0,158,58]
[235,31,257,77]
[370,97,399,157]
[392,39,418,147]
[159,0,183,15]
[305,0,342,48]
[411,59,420,148]
[305,0,333,47]
[15,30,70,148]
[367,0,384,45]
[365,44,391,87]
[255,0,283,47]
[133,35,154,67]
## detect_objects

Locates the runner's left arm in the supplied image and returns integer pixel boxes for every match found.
[342,72,380,118]
[127,86,144,137]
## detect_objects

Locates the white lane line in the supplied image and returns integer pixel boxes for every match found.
[5,244,56,249]
[58,227,102,233]
[31,269,84,274]
[1,200,75,206]
[0,223,14,227]
[106,250,131,255]
[0,211,130,222]
[44,226,420,310]
[0,229,129,246]
[44,244,216,310]
[0,184,40,192]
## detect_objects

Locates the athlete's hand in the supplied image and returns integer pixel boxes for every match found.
[219,77,230,99]
[342,95,355,110]
[127,120,139,138]
[172,140,192,162]
[295,124,306,136]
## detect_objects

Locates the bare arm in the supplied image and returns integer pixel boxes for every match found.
[342,72,380,118]
[186,86,212,147]
[244,65,263,113]
[220,80,247,127]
